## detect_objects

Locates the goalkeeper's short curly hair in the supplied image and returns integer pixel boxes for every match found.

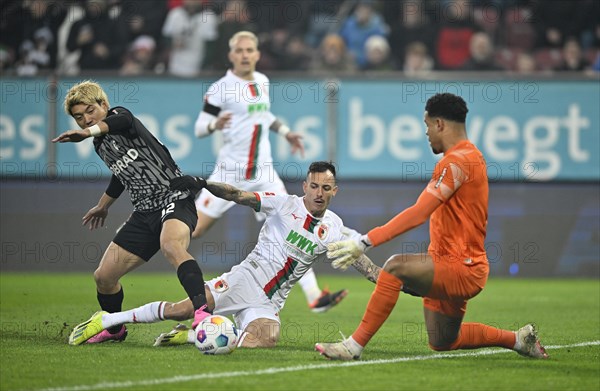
[425,93,468,123]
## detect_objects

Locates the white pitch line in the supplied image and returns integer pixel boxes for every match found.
[36,341,600,391]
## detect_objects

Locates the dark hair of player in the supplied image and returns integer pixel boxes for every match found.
[425,93,469,123]
[307,161,337,179]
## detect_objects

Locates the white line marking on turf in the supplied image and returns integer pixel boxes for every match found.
[36,341,600,391]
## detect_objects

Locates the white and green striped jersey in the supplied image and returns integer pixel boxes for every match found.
[233,192,345,310]
[200,69,277,181]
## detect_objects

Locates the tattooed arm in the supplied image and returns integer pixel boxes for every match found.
[205,181,260,211]
[351,254,381,284]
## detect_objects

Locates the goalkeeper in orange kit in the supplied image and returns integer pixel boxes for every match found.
[315,93,548,360]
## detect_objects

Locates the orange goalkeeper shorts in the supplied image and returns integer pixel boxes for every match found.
[423,255,489,318]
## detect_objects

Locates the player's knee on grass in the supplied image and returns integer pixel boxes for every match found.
[428,338,461,351]
[425,317,461,351]
[241,320,279,348]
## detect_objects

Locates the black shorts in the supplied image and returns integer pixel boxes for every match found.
[113,197,197,262]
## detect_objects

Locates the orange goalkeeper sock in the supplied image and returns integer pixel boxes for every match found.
[441,322,516,350]
[351,270,403,347]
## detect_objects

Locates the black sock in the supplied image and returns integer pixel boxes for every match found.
[97,287,124,334]
[177,259,209,311]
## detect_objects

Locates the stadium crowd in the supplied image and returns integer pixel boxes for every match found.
[1,0,599,77]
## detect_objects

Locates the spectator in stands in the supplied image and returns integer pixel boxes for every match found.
[209,0,256,71]
[120,35,157,76]
[281,35,313,71]
[121,0,168,42]
[66,0,129,71]
[339,0,388,69]
[592,52,600,72]
[15,0,67,75]
[434,0,477,70]
[161,0,218,77]
[0,45,14,73]
[388,0,436,70]
[310,33,357,74]
[55,1,85,76]
[557,37,590,72]
[532,1,589,49]
[363,35,393,71]
[403,41,434,77]
[304,0,345,48]
[0,0,23,72]
[257,28,290,71]
[513,52,537,75]
[461,32,502,71]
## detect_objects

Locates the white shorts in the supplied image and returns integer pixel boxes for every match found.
[195,169,287,220]
[207,266,280,332]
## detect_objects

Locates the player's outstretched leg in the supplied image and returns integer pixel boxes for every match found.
[515,324,549,359]
[309,288,349,313]
[154,323,194,347]
[69,311,107,345]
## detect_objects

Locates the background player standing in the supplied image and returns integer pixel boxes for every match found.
[193,31,347,312]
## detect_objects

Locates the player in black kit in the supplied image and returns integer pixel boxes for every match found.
[53,80,212,345]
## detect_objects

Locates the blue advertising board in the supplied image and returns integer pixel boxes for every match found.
[337,80,600,181]
[1,77,598,181]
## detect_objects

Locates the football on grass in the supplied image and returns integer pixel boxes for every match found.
[194,315,239,354]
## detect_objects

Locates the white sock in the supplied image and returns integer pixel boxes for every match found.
[187,328,196,344]
[299,268,322,303]
[102,301,165,329]
[512,331,521,351]
[346,336,364,355]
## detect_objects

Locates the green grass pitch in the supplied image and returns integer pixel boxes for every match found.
[1,273,599,391]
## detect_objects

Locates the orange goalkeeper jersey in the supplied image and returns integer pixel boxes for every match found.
[368,140,489,265]
[426,140,488,264]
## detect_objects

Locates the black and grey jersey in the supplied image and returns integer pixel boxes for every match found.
[93,106,190,212]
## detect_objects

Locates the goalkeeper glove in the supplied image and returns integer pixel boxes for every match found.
[327,234,372,270]
[169,175,207,196]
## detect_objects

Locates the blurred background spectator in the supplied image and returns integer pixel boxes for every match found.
[120,35,157,75]
[2,0,598,76]
[310,33,357,74]
[121,0,168,42]
[208,0,256,70]
[434,0,477,70]
[362,35,393,71]
[15,0,67,76]
[513,52,537,75]
[161,0,218,77]
[339,0,388,70]
[461,31,502,71]
[66,0,129,72]
[388,0,436,70]
[557,37,590,72]
[403,41,434,77]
